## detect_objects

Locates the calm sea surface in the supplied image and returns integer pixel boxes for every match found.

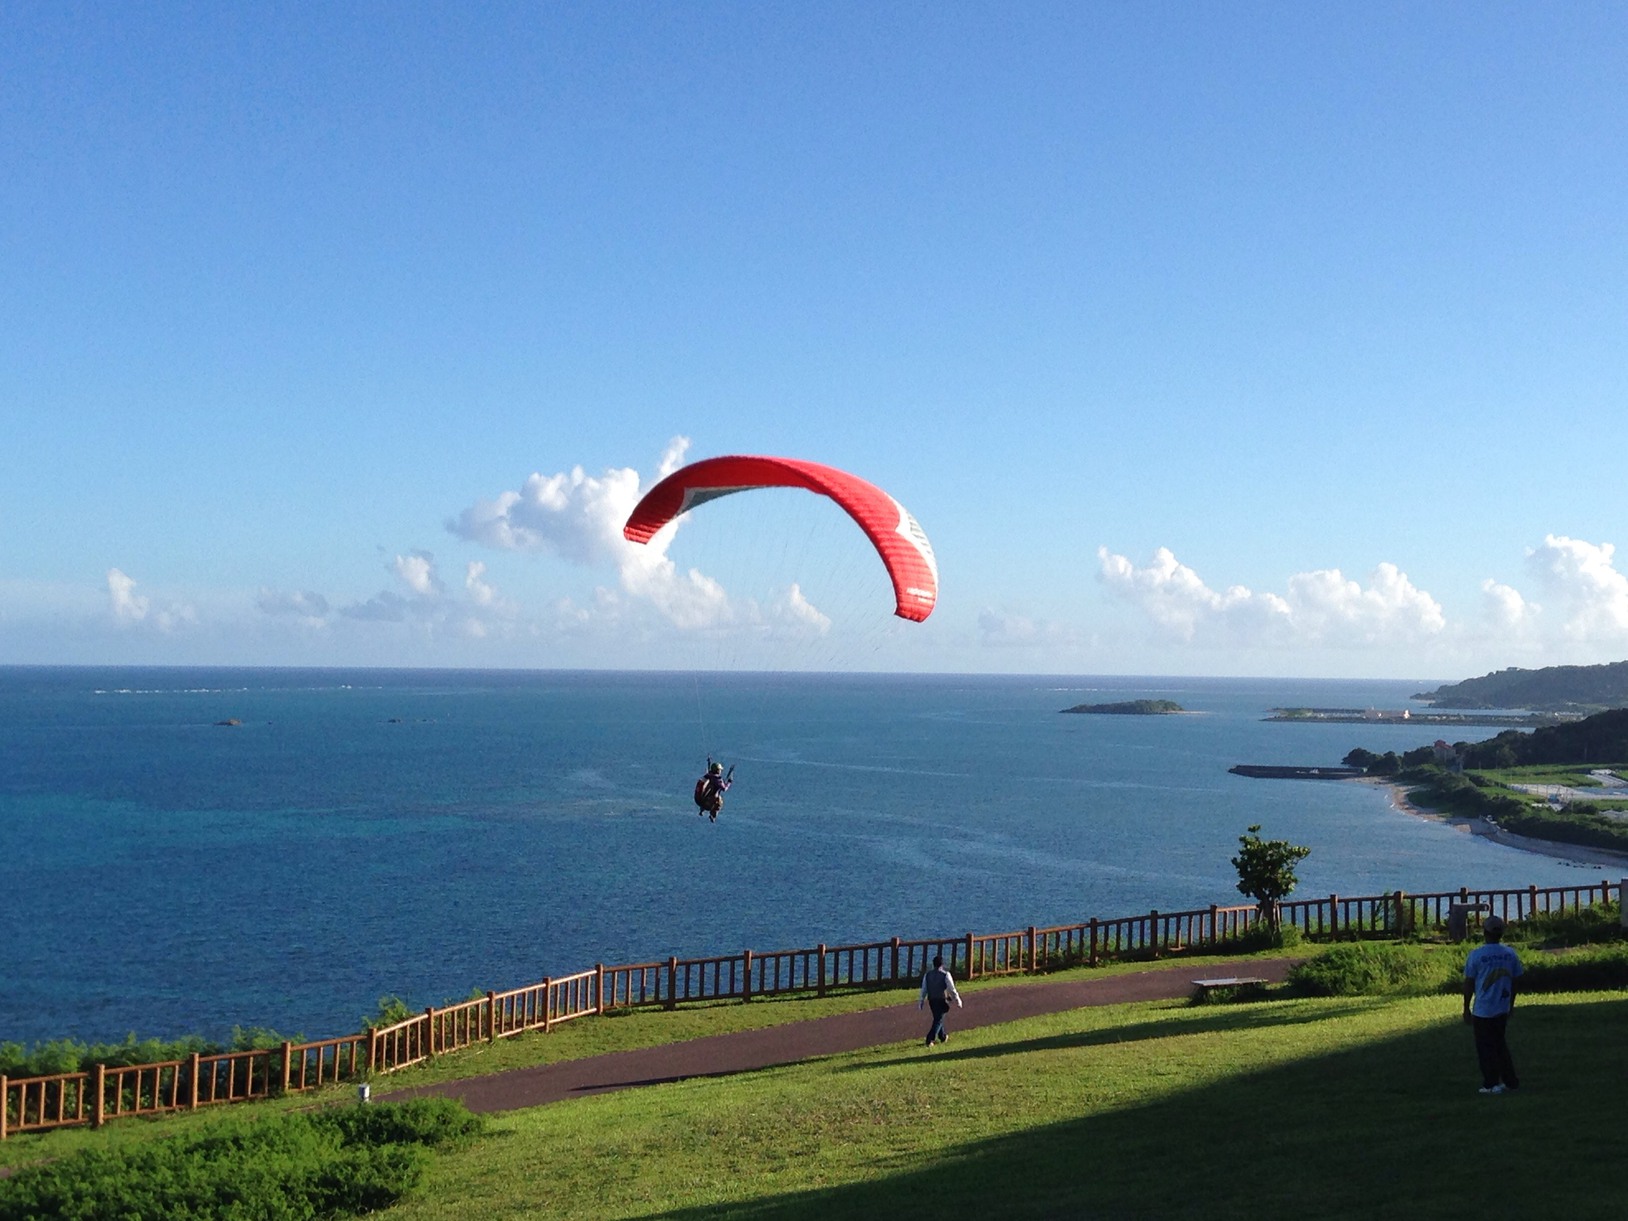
[0,666,1601,1047]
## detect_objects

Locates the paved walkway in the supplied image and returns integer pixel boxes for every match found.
[382,957,1299,1115]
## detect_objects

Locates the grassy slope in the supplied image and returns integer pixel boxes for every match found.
[381,990,1624,1221]
[0,952,1298,1172]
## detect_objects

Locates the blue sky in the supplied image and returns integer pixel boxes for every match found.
[4,2,1626,678]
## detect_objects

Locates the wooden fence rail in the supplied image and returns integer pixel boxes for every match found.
[4,877,1621,1141]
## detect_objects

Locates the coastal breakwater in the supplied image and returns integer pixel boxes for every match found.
[1265,707,1567,727]
[4,877,1622,1142]
[1229,765,1367,780]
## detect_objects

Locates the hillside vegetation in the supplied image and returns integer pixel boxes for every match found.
[1415,660,1628,713]
[1345,706,1628,854]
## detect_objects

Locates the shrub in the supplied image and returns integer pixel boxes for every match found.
[0,1033,220,1078]
[0,1099,483,1221]
[364,995,417,1029]
[319,1095,485,1148]
[1288,943,1451,998]
[1517,944,1628,993]
[1230,921,1303,953]
[1513,901,1626,949]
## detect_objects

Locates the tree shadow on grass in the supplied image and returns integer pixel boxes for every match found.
[651,997,1627,1221]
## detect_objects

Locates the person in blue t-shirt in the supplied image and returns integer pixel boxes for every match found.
[1462,914,1523,1094]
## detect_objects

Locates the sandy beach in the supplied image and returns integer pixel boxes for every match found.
[1369,777,1628,873]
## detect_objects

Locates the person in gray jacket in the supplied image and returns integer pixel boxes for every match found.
[918,955,963,1046]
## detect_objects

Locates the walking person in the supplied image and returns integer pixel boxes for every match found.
[918,955,962,1047]
[1462,914,1523,1094]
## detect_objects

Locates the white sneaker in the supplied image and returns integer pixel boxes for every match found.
[1478,1085,1506,1095]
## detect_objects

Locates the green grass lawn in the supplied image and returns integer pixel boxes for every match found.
[9,950,1621,1219]
[377,990,1624,1220]
[1471,764,1628,790]
[0,950,1298,1173]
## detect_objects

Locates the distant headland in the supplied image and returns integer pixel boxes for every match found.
[1414,659,1628,714]
[1062,699,1185,715]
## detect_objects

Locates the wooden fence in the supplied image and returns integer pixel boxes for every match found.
[4,876,1621,1140]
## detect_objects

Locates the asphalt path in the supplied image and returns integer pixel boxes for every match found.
[382,957,1300,1115]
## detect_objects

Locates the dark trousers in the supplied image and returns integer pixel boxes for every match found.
[925,997,950,1044]
[1472,1013,1519,1089]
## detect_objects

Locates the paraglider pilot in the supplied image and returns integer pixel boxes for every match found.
[694,758,734,822]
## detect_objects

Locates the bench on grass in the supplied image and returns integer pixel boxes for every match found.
[1191,976,1270,999]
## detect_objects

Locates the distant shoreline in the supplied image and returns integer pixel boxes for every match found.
[1367,778,1628,871]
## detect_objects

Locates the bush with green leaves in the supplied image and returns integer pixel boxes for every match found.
[1512,900,1625,949]
[364,994,417,1029]
[0,1033,218,1078]
[1288,943,1453,998]
[0,1097,483,1221]
[1516,943,1628,993]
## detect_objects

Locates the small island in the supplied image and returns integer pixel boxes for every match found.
[1062,699,1185,715]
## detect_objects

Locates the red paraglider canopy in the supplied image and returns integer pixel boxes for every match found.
[622,455,938,622]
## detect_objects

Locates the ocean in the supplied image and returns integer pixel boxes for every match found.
[0,666,1601,1049]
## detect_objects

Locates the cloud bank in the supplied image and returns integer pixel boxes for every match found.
[1095,547,1446,648]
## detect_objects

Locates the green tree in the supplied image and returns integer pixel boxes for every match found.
[1231,824,1311,933]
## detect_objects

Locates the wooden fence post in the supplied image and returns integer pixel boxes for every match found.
[742,950,754,1002]
[92,1063,106,1129]
[1024,926,1036,973]
[280,1042,292,1093]
[1621,880,1628,928]
[891,936,901,982]
[816,944,827,998]
[542,978,553,1033]
[595,965,606,1016]
[1,1075,8,1141]
[1529,884,1539,920]
[424,1008,435,1058]
[666,957,679,1010]
[486,992,497,1042]
[1149,910,1159,957]
[1329,894,1339,939]
[1089,917,1098,966]
[965,932,975,979]
[1207,905,1219,947]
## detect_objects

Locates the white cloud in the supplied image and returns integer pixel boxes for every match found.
[258,550,520,642]
[1097,547,1444,647]
[765,582,831,638]
[1523,534,1628,642]
[392,550,443,597]
[448,437,688,564]
[447,437,752,632]
[107,568,149,623]
[464,561,495,607]
[1480,579,1533,631]
[106,568,197,632]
